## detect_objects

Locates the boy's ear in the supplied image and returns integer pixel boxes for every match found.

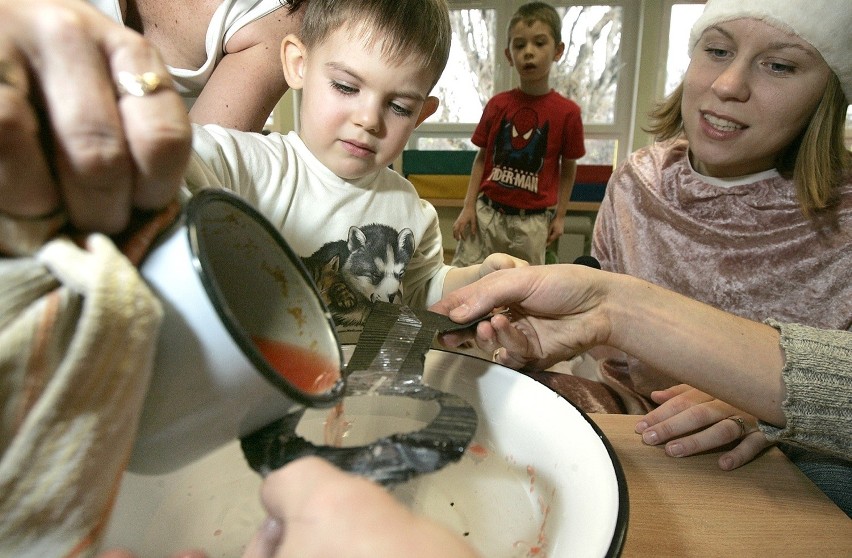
[554,41,565,61]
[504,47,514,66]
[415,96,439,127]
[281,34,307,90]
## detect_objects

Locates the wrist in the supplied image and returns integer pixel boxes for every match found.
[598,272,652,350]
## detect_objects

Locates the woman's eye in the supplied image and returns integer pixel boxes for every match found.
[331,81,357,95]
[765,61,796,75]
[704,47,731,60]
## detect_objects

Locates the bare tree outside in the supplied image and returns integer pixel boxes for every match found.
[553,5,622,124]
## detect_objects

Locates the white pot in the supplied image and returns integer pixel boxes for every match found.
[131,189,343,474]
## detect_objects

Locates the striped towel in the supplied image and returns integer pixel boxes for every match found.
[0,231,163,557]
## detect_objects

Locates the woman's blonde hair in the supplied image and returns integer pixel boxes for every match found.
[646,75,851,216]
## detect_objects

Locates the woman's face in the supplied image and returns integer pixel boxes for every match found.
[682,18,831,178]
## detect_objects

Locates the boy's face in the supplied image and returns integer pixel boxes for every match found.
[281,26,438,180]
[505,20,564,85]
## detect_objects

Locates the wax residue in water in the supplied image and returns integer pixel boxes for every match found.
[252,336,340,394]
[324,402,352,446]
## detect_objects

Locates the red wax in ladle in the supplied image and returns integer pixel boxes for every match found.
[252,337,341,395]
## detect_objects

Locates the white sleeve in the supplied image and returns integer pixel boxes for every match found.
[401,199,452,308]
[185,124,298,228]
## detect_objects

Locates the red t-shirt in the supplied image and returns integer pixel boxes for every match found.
[473,89,585,209]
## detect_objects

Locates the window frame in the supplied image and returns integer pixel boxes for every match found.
[409,0,640,166]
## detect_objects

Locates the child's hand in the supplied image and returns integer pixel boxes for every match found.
[478,253,528,278]
[452,207,478,240]
[547,215,565,245]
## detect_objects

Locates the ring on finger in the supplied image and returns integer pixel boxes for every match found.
[726,415,747,439]
[492,348,501,362]
[115,71,170,97]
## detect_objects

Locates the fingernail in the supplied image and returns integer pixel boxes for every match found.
[642,430,658,445]
[635,421,648,433]
[720,456,734,470]
[667,443,683,457]
[449,303,471,319]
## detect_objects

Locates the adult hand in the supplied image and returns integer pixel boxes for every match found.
[0,0,190,243]
[635,384,773,470]
[241,457,479,558]
[432,264,611,370]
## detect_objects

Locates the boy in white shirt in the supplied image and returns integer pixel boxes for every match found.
[186,0,523,338]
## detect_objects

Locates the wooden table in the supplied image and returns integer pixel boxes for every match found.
[589,413,851,556]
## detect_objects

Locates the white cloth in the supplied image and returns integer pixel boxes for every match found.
[89,0,285,106]
[186,126,451,338]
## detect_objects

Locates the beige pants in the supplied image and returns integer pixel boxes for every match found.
[451,198,551,266]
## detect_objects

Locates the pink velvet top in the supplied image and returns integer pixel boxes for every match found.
[592,139,852,403]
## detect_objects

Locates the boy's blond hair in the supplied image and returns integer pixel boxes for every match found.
[299,0,451,89]
[507,2,562,45]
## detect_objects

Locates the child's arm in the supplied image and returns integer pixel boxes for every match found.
[547,159,577,245]
[441,252,528,296]
[452,149,487,241]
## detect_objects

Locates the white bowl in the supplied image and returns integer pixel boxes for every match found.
[103,348,628,557]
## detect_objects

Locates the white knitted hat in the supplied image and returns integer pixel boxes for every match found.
[688,0,852,102]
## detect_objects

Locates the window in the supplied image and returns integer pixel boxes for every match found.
[663,3,703,96]
[411,1,639,166]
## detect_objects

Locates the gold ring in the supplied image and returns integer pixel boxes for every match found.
[115,71,168,97]
[0,209,69,257]
[727,416,746,438]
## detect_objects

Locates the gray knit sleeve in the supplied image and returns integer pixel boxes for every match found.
[758,320,852,461]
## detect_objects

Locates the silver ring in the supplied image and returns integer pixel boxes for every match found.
[115,71,168,97]
[727,416,746,438]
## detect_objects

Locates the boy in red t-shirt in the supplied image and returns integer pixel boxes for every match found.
[451,1,585,266]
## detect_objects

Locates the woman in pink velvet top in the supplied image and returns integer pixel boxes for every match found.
[517,0,852,508]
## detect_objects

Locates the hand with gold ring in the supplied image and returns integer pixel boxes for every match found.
[634,384,772,471]
[0,0,191,255]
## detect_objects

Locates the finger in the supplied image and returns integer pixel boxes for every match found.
[640,388,715,433]
[490,315,541,369]
[241,517,284,558]
[641,399,740,447]
[491,313,532,353]
[34,10,135,233]
[649,384,692,405]
[718,432,772,471]
[39,10,189,233]
[108,39,191,211]
[0,49,59,217]
[662,418,744,458]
